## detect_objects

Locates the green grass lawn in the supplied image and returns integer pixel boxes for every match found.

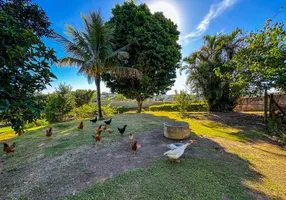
[1,112,285,199]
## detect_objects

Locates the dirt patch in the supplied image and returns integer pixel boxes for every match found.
[0,129,215,199]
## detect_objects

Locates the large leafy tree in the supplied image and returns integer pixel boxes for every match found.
[0,0,56,134]
[182,29,245,111]
[102,1,181,113]
[234,20,286,94]
[55,11,141,119]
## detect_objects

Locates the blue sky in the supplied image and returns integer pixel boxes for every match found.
[35,0,286,94]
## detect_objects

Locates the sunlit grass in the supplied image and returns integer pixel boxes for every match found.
[146,112,249,141]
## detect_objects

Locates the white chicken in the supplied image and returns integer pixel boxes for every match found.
[164,140,196,163]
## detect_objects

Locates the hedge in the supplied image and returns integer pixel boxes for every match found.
[149,103,208,112]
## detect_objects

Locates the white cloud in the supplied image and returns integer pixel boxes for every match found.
[182,0,238,44]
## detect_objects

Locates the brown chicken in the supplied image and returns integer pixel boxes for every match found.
[107,128,113,136]
[46,127,52,137]
[96,125,102,135]
[78,121,83,130]
[132,140,138,154]
[103,123,108,130]
[3,142,16,153]
[92,132,101,142]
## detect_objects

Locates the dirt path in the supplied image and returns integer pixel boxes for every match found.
[0,129,212,199]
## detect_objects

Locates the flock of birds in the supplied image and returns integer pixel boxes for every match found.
[2,117,197,163]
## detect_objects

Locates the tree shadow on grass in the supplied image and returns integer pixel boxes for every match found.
[0,113,282,199]
[66,122,275,200]
[183,112,275,143]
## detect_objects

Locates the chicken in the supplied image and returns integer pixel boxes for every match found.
[129,134,134,145]
[104,118,112,125]
[92,133,101,142]
[46,127,53,137]
[78,121,83,130]
[107,128,113,136]
[3,142,16,153]
[90,117,97,123]
[132,140,138,154]
[118,125,127,135]
[103,123,108,130]
[96,125,103,135]
[164,140,197,163]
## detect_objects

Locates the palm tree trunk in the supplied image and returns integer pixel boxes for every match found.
[95,75,103,119]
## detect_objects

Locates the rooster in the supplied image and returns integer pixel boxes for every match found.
[104,118,112,125]
[118,125,127,135]
[132,141,138,154]
[46,127,52,137]
[90,117,97,123]
[78,121,83,130]
[3,142,16,153]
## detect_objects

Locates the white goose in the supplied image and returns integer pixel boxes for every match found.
[164,140,196,163]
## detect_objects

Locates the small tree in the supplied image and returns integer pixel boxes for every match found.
[44,84,75,122]
[73,89,95,107]
[173,90,194,115]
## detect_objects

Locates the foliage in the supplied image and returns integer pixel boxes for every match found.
[24,119,49,129]
[102,1,181,113]
[54,10,141,119]
[149,103,208,112]
[234,20,286,94]
[44,84,75,122]
[173,90,194,115]
[68,104,97,119]
[115,94,127,101]
[182,29,245,111]
[73,89,95,107]
[0,0,56,134]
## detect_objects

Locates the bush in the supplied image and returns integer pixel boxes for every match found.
[68,104,97,119]
[24,119,49,129]
[149,103,208,112]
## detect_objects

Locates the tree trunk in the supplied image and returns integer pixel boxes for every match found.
[136,94,144,113]
[137,100,143,113]
[95,75,103,119]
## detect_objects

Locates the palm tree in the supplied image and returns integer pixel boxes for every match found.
[181,30,244,111]
[54,11,141,119]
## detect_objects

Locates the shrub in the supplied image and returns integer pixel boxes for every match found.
[68,104,97,119]
[174,90,194,114]
[24,119,49,129]
[149,103,208,112]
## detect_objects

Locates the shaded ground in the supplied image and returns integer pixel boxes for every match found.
[0,112,285,199]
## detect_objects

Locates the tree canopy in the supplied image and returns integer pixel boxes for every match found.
[102,1,181,113]
[0,0,56,134]
[73,89,96,107]
[234,20,286,94]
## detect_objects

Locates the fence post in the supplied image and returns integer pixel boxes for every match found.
[269,94,274,119]
[264,87,268,124]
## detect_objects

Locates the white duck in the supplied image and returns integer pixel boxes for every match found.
[164,140,196,163]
